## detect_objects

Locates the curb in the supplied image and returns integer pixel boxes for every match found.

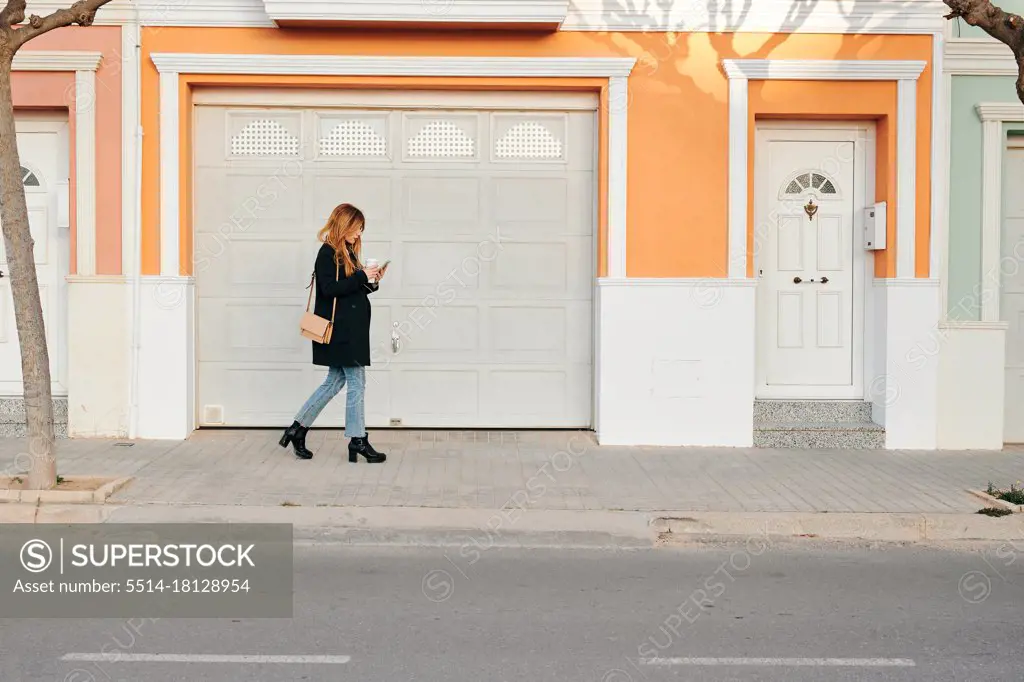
[968,489,1024,513]
[0,504,1021,545]
[652,511,1024,543]
[0,477,133,505]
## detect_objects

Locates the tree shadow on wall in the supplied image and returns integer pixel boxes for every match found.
[573,0,932,100]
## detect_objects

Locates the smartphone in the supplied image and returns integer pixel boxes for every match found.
[379,260,391,273]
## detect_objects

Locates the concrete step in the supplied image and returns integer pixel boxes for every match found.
[754,399,873,424]
[754,421,885,449]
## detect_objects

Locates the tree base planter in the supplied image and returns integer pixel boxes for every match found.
[968,489,1024,513]
[0,475,132,504]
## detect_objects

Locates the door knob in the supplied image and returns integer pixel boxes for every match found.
[793,276,802,284]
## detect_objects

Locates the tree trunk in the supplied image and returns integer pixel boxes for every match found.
[0,56,56,490]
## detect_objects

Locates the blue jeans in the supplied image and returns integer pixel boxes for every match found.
[294,366,366,437]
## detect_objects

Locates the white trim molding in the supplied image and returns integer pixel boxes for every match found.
[13,50,101,277]
[149,53,636,78]
[262,0,569,28]
[945,40,1016,75]
[150,53,634,277]
[722,59,927,280]
[976,102,1024,322]
[722,59,927,80]
[12,50,103,71]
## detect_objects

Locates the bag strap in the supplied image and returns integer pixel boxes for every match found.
[305,259,341,325]
[330,260,339,324]
[305,272,315,312]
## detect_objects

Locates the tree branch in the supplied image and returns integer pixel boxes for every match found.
[0,1,27,30]
[943,0,1024,49]
[12,0,112,49]
[944,0,1024,103]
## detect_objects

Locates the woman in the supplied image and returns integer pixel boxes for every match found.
[279,203,387,463]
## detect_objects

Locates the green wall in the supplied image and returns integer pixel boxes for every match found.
[948,75,1023,320]
[949,2,1024,39]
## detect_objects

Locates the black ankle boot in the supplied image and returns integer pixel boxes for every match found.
[279,421,314,460]
[348,436,386,463]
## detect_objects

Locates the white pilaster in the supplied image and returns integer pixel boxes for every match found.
[930,31,945,281]
[896,77,918,278]
[73,69,97,276]
[727,75,748,279]
[158,70,180,277]
[607,75,628,278]
[980,117,1003,322]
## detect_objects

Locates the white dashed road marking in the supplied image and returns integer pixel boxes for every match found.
[61,654,351,664]
[641,657,916,667]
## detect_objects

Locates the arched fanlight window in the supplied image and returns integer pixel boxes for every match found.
[21,166,40,187]
[0,166,43,207]
[779,170,839,199]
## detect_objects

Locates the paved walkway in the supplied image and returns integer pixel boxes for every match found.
[0,430,1021,513]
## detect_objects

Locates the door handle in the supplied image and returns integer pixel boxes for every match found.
[391,322,400,354]
[793,276,829,284]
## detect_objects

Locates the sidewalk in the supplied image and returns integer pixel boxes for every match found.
[1,429,1021,514]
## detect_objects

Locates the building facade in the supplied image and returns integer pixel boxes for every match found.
[938,4,1024,449]
[13,0,990,449]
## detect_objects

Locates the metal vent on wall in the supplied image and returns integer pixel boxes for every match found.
[407,120,475,158]
[203,405,225,425]
[319,120,387,157]
[230,119,300,157]
[495,121,563,160]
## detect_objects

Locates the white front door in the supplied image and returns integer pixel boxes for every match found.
[755,126,867,400]
[1002,142,1024,443]
[0,115,69,396]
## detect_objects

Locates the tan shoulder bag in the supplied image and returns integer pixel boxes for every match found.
[300,260,339,344]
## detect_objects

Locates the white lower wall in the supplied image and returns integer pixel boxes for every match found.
[873,279,942,449]
[137,276,195,439]
[596,278,757,446]
[66,277,130,437]
[936,321,1008,450]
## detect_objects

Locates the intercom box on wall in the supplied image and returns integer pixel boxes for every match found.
[864,201,886,250]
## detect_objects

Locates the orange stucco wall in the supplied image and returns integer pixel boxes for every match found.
[140,27,933,278]
[14,27,123,275]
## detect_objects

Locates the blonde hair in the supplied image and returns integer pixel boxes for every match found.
[318,203,365,277]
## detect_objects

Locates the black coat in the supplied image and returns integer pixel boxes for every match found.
[310,243,378,368]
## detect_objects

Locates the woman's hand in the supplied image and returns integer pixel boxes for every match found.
[363,265,380,281]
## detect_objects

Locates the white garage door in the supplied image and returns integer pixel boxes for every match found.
[193,89,596,428]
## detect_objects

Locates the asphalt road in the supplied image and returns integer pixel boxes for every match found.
[1,539,1022,681]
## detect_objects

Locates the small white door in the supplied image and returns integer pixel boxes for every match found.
[1002,143,1024,443]
[755,126,867,400]
[0,115,69,396]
